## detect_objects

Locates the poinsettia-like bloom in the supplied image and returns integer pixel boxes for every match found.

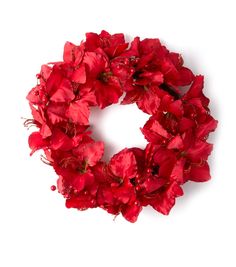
[111,37,194,115]
[85,30,128,58]
[25,31,217,223]
[95,148,142,223]
[83,49,123,108]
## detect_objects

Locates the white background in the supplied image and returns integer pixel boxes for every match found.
[0,0,235,266]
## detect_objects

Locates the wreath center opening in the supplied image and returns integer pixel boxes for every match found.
[89,102,149,161]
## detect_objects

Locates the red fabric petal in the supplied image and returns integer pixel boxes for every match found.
[66,100,90,125]
[151,182,183,215]
[83,51,108,78]
[189,161,211,182]
[45,66,64,94]
[196,116,218,139]
[94,78,122,109]
[142,118,170,141]
[74,141,104,167]
[63,42,84,65]
[72,65,86,84]
[170,158,186,183]
[167,100,184,118]
[167,135,184,150]
[177,67,194,86]
[47,102,67,124]
[72,172,95,192]
[79,85,97,106]
[50,129,73,151]
[50,79,74,102]
[109,148,137,179]
[187,140,213,162]
[121,203,142,223]
[121,87,143,104]
[179,117,195,133]
[137,88,160,115]
[28,132,48,155]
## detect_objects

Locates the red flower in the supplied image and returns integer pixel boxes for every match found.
[108,148,137,180]
[85,30,128,58]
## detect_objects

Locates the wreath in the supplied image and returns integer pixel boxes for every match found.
[25,31,217,222]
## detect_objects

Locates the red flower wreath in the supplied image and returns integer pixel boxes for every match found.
[25,31,217,222]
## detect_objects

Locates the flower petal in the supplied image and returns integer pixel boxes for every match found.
[137,88,160,115]
[122,203,142,223]
[28,132,48,155]
[66,100,90,125]
[72,65,86,84]
[109,148,137,179]
[151,182,183,215]
[189,161,211,182]
[50,79,74,102]
[74,141,104,167]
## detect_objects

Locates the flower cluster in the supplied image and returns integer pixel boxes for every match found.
[26,31,217,222]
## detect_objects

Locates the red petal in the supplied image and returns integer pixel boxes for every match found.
[40,123,52,139]
[121,87,143,104]
[50,129,73,151]
[187,140,213,162]
[120,37,140,57]
[28,132,47,155]
[139,38,161,55]
[72,65,86,84]
[170,158,186,183]
[143,176,166,193]
[46,66,64,94]
[50,79,74,102]
[109,148,137,179]
[146,118,170,138]
[189,161,211,182]
[40,64,52,83]
[63,42,84,65]
[167,100,183,118]
[47,102,67,124]
[74,141,104,167]
[94,79,122,109]
[185,75,204,98]
[72,172,95,192]
[66,195,94,210]
[151,182,183,215]
[83,51,107,78]
[179,117,195,133]
[66,100,90,125]
[85,32,100,51]
[183,75,209,106]
[177,67,194,86]
[137,88,160,115]
[196,116,218,139]
[79,85,97,106]
[122,203,142,223]
[167,135,184,150]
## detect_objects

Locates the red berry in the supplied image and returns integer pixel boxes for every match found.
[50,185,56,191]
